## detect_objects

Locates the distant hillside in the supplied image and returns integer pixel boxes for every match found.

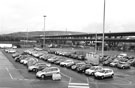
[1,31,86,37]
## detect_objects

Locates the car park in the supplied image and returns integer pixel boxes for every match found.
[36,67,60,79]
[94,68,114,79]
[85,66,103,76]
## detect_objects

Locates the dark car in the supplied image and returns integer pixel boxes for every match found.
[42,55,54,61]
[66,63,75,68]
[76,64,92,73]
[12,52,20,58]
[71,62,85,70]
[14,55,29,62]
[70,54,78,59]
[77,55,86,60]
[54,59,66,65]
[102,58,113,66]
[128,59,135,67]
[48,50,56,54]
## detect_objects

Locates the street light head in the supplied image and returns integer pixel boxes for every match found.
[43,15,47,17]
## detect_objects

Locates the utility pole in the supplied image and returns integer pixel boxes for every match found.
[102,0,106,57]
[26,26,29,46]
[43,15,47,48]
[95,32,97,53]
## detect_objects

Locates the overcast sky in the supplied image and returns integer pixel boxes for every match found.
[0,0,135,34]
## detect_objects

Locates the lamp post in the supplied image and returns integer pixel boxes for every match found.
[95,32,97,53]
[102,0,106,57]
[43,15,47,48]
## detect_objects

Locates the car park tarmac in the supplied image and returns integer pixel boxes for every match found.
[1,48,135,88]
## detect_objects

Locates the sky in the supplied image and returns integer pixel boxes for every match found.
[0,0,135,34]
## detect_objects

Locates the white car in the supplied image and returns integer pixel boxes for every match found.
[117,53,127,58]
[94,68,114,79]
[36,67,60,79]
[7,49,16,53]
[60,60,74,66]
[21,57,38,65]
[28,62,51,72]
[33,52,43,57]
[85,66,103,75]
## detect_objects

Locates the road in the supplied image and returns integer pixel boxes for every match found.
[1,48,135,88]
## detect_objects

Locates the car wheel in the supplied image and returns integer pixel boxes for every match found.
[41,74,45,79]
[111,74,114,78]
[91,72,94,76]
[101,76,104,79]
[32,68,36,72]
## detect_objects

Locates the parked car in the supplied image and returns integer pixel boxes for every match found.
[60,60,74,67]
[33,52,43,58]
[48,57,59,63]
[117,62,130,69]
[77,55,86,60]
[94,68,114,79]
[47,56,58,62]
[21,57,38,65]
[85,66,103,76]
[54,58,66,65]
[42,55,55,61]
[28,62,51,72]
[71,62,85,70]
[12,52,20,58]
[76,64,92,73]
[109,60,119,67]
[36,67,60,79]
[102,58,113,66]
[70,54,78,59]
[15,55,30,62]
[7,49,16,53]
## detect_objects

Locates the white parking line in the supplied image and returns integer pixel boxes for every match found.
[60,72,71,79]
[5,67,14,80]
[68,82,89,88]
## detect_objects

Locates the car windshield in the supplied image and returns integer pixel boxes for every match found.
[65,60,73,63]
[37,63,46,66]
[90,67,96,70]
[98,70,106,73]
